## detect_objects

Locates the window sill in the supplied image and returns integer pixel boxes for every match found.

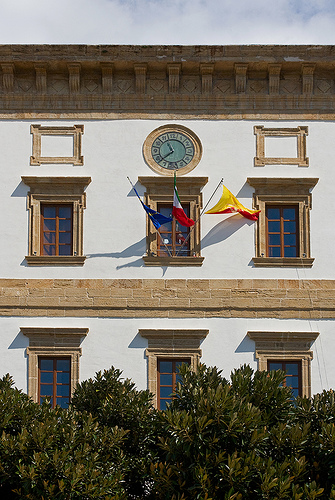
[25,256,86,266]
[143,256,204,267]
[252,257,314,268]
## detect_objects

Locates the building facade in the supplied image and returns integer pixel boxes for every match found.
[0,44,334,408]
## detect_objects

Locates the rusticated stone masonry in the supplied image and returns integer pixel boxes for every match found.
[0,278,334,319]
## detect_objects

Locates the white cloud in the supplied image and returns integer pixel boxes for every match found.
[0,0,335,44]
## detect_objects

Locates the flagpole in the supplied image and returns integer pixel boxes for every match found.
[127,176,173,258]
[176,177,224,257]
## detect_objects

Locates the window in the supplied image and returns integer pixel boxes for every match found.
[247,177,318,267]
[247,331,319,397]
[41,205,73,256]
[157,358,190,410]
[21,176,91,265]
[266,205,298,258]
[21,327,88,404]
[157,203,190,257]
[138,176,208,266]
[268,360,302,397]
[139,329,208,408]
[39,357,71,408]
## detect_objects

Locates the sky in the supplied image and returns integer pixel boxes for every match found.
[0,0,335,45]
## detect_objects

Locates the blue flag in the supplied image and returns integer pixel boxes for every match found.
[132,185,172,229]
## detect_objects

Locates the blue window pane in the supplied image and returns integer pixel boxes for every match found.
[43,232,56,244]
[57,372,70,384]
[40,385,53,396]
[59,245,72,255]
[268,234,281,246]
[160,361,173,373]
[160,374,173,385]
[56,359,70,371]
[267,208,280,219]
[291,388,299,398]
[40,359,53,371]
[57,384,70,397]
[58,206,72,218]
[287,376,299,388]
[284,221,296,232]
[268,221,280,232]
[284,234,296,246]
[59,233,72,244]
[43,245,56,255]
[269,247,281,257]
[286,364,299,375]
[43,206,56,218]
[283,208,296,219]
[269,363,283,371]
[43,219,56,231]
[160,399,170,410]
[40,372,53,383]
[160,386,173,398]
[284,247,297,257]
[59,219,72,231]
[57,398,69,409]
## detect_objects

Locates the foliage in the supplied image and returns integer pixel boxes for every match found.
[2,365,335,499]
[151,364,333,500]
[70,367,158,498]
[0,374,127,499]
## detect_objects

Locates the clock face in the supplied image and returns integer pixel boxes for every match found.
[151,131,195,170]
[143,125,202,176]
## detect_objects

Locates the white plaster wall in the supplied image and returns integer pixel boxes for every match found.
[0,119,333,279]
[1,316,332,396]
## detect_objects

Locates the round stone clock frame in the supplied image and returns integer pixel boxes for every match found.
[143,124,202,176]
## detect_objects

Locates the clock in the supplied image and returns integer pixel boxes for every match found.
[143,124,202,176]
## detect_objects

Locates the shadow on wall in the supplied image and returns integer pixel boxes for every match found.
[86,238,146,269]
[235,335,257,363]
[11,181,29,198]
[202,214,254,250]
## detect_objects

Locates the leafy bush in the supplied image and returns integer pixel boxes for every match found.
[2,365,335,499]
[0,374,127,499]
[70,367,158,498]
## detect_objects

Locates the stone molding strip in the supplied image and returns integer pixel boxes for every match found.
[0,279,335,319]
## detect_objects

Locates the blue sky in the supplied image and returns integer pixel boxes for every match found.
[1,0,335,44]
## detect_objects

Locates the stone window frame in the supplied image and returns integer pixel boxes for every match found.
[22,176,91,265]
[21,327,88,404]
[30,124,84,166]
[247,331,319,397]
[247,177,318,267]
[138,176,208,266]
[254,126,309,167]
[139,329,208,409]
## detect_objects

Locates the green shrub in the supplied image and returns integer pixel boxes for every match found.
[70,367,157,498]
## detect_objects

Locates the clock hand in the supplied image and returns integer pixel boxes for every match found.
[161,150,174,159]
[167,142,174,153]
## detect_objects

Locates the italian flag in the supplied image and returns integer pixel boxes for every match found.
[172,172,195,227]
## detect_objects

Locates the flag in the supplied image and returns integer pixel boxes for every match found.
[172,172,195,227]
[205,184,260,221]
[132,185,173,229]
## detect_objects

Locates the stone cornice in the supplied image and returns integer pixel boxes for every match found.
[1,45,335,118]
[21,176,92,193]
[247,177,319,193]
